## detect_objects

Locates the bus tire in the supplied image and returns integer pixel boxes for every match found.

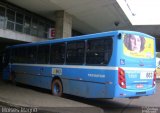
[51,79,63,97]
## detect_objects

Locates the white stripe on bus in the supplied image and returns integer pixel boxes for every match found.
[121,67,155,71]
[12,63,155,71]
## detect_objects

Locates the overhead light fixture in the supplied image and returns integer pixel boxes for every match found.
[124,0,136,16]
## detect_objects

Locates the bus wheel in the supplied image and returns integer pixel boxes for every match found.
[52,79,63,97]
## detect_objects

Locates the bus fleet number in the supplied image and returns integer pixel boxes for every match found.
[140,72,153,79]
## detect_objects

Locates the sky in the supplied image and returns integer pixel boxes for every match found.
[117,0,160,25]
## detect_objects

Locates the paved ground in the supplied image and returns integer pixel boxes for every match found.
[0,81,102,113]
[58,80,160,113]
[0,80,160,113]
[69,86,160,107]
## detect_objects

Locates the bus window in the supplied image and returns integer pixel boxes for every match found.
[27,46,37,64]
[12,47,27,63]
[37,44,50,64]
[50,43,65,64]
[86,37,113,65]
[66,41,85,65]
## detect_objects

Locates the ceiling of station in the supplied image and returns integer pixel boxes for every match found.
[0,37,25,44]
[7,0,160,37]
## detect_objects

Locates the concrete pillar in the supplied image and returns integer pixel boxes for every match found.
[55,10,72,38]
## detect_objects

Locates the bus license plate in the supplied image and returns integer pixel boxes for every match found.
[136,84,144,88]
[140,72,153,79]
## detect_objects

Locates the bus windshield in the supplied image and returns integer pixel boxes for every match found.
[122,33,154,59]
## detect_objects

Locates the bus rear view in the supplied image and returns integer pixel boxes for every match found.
[116,31,156,98]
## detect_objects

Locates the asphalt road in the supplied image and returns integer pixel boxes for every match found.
[0,80,160,113]
[59,80,160,113]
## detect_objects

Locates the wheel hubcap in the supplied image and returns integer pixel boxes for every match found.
[54,83,60,95]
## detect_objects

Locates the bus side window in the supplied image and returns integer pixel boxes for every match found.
[27,46,37,64]
[37,44,50,64]
[50,43,65,64]
[66,41,85,65]
[86,37,113,65]
[14,47,28,63]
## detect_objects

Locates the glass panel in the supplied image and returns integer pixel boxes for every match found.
[44,24,50,38]
[13,47,27,63]
[50,43,65,64]
[16,13,23,24]
[15,24,23,32]
[7,9,15,22]
[0,6,5,28]
[31,18,38,36]
[37,44,50,64]
[86,37,113,65]
[24,16,31,34]
[66,41,85,64]
[38,21,45,38]
[0,6,5,16]
[26,46,37,64]
[7,21,14,30]
[15,11,23,32]
[7,9,15,30]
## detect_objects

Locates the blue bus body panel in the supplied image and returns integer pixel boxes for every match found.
[12,64,117,98]
[2,65,10,80]
[11,64,156,98]
[12,65,52,89]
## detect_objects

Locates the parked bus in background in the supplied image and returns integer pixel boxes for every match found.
[156,52,160,79]
[1,30,156,98]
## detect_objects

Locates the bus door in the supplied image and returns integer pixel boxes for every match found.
[2,49,11,80]
[0,52,4,79]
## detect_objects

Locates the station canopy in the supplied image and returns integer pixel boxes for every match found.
[117,0,160,25]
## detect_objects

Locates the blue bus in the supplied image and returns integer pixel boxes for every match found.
[1,30,156,98]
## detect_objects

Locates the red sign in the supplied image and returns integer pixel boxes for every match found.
[49,28,55,39]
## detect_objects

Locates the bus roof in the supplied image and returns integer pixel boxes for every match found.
[8,30,154,48]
